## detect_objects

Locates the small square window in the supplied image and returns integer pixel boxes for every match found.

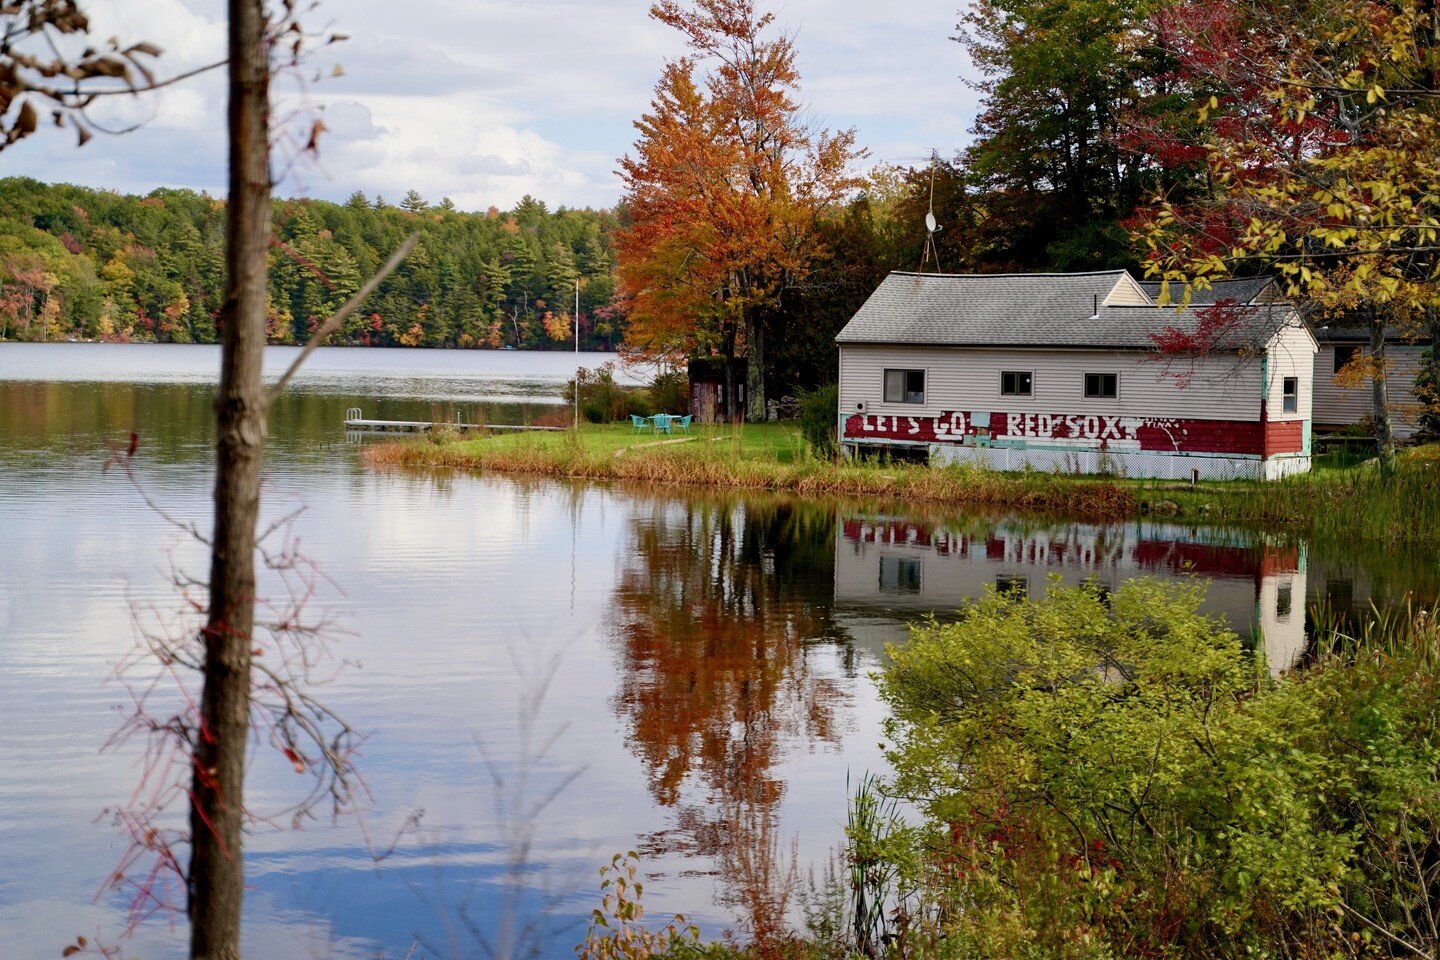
[1334,344,1361,374]
[1083,373,1118,399]
[1001,371,1033,396]
[879,556,922,593]
[1282,377,1298,413]
[883,369,925,404]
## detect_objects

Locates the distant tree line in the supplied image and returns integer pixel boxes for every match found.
[0,177,622,350]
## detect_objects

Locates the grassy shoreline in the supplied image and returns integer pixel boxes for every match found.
[361,423,1440,541]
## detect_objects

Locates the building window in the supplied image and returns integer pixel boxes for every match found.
[1276,584,1293,621]
[1282,377,1298,413]
[995,575,1029,598]
[1334,344,1361,374]
[1083,373,1118,399]
[879,556,922,594]
[883,369,925,404]
[1001,371,1033,396]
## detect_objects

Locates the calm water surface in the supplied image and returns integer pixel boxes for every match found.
[0,342,1432,958]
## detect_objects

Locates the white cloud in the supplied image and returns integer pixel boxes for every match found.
[2,0,980,210]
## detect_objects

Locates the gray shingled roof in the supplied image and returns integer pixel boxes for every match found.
[1138,276,1276,305]
[835,271,1292,350]
[1314,326,1431,344]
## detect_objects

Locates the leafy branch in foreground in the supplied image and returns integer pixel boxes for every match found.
[0,0,221,149]
[579,852,701,960]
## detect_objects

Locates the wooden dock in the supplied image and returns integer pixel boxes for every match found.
[344,408,565,434]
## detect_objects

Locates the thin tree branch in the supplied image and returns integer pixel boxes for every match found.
[268,232,418,400]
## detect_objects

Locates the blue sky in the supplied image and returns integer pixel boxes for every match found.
[3,0,980,211]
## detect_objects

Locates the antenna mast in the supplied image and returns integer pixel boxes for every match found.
[918,149,944,274]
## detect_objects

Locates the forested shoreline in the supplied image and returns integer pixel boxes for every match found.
[0,178,622,351]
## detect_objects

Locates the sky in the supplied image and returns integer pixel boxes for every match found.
[2,0,980,212]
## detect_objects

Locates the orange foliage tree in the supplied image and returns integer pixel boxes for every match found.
[617,0,864,421]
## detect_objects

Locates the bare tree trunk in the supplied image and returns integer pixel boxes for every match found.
[1369,312,1396,476]
[745,312,766,422]
[189,3,270,958]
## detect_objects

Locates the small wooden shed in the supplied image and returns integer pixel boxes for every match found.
[687,356,748,424]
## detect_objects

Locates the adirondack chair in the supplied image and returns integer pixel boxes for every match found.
[674,415,693,433]
[630,414,651,433]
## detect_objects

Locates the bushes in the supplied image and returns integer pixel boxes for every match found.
[874,578,1440,960]
[798,384,838,456]
[566,363,653,423]
[565,364,690,423]
[649,368,690,414]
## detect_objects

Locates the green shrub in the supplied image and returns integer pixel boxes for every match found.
[649,368,690,415]
[798,384,839,456]
[568,362,655,423]
[876,577,1440,960]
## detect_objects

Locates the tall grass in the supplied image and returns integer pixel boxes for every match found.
[1308,596,1440,671]
[1144,460,1440,542]
[362,436,1138,520]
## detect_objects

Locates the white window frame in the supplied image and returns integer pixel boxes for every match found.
[1282,376,1298,413]
[883,368,926,405]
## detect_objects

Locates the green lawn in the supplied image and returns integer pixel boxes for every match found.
[449,420,809,462]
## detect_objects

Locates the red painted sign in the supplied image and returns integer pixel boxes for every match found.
[844,411,1275,456]
[840,518,1301,579]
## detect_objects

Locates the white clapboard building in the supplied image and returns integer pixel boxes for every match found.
[835,270,1317,480]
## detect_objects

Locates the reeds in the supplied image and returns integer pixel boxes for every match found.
[1142,459,1440,543]
[362,437,1138,519]
[1308,596,1440,672]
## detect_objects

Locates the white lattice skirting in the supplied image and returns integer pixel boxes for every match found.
[924,443,1310,481]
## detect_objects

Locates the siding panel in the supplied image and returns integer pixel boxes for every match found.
[1263,320,1317,422]
[1313,344,1424,437]
[839,344,1263,423]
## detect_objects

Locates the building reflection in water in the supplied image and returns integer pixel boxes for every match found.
[603,496,1434,940]
[834,517,1310,675]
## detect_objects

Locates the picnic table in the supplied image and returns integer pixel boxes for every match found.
[630,414,693,434]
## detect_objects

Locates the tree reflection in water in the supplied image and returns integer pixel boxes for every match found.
[609,494,854,941]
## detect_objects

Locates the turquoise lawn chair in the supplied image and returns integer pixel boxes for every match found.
[630,414,652,433]
[674,415,692,433]
[652,413,672,434]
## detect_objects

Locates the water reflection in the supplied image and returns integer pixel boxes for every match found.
[2,347,1436,957]
[609,497,853,940]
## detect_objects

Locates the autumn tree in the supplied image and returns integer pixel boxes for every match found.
[1134,0,1440,469]
[618,0,863,421]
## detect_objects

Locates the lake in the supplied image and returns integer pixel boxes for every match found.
[0,342,1430,958]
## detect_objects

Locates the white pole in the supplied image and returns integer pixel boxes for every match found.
[574,278,580,430]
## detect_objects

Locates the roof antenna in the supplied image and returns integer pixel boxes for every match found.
[918,149,944,275]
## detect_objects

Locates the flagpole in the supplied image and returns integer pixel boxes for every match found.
[574,278,580,431]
